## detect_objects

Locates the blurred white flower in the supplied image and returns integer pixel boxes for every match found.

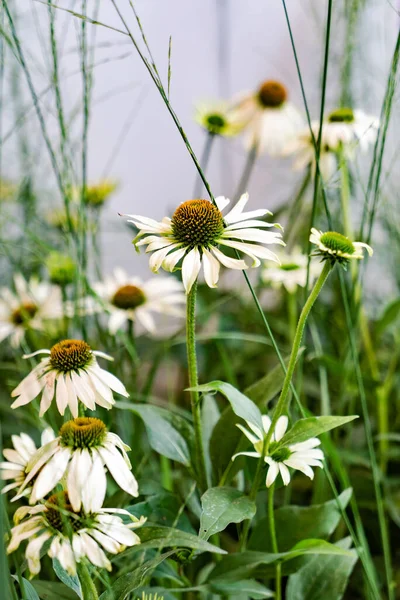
[8,493,145,575]
[0,429,55,498]
[0,275,63,347]
[195,100,247,137]
[93,269,185,334]
[233,415,324,487]
[122,194,284,294]
[18,417,139,510]
[310,228,373,266]
[234,80,304,156]
[262,248,321,293]
[11,339,128,417]
[283,108,379,180]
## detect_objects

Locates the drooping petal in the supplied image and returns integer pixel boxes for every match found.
[266,461,279,488]
[181,247,201,294]
[97,445,138,498]
[202,248,220,288]
[210,246,247,270]
[30,448,71,503]
[278,462,291,486]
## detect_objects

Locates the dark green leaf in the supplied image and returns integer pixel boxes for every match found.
[12,576,40,600]
[31,581,79,600]
[210,579,274,598]
[199,487,256,540]
[276,416,358,449]
[126,524,226,555]
[375,298,400,335]
[52,559,82,599]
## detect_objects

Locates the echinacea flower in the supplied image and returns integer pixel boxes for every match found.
[233,80,304,156]
[11,339,128,417]
[195,100,246,137]
[93,268,185,334]
[283,108,379,180]
[262,247,321,293]
[18,417,139,509]
[310,229,373,266]
[0,429,55,497]
[233,415,324,487]
[0,275,63,347]
[8,492,145,575]
[69,180,118,208]
[123,194,284,293]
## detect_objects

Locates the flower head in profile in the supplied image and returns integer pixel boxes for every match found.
[0,275,63,347]
[283,108,379,180]
[0,429,55,498]
[233,80,304,156]
[233,415,324,487]
[11,339,128,417]
[262,247,321,293]
[123,194,284,293]
[7,492,145,576]
[93,268,185,334]
[310,229,373,268]
[195,100,246,137]
[17,417,139,510]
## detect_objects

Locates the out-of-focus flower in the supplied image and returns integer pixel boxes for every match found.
[283,108,379,180]
[195,101,247,137]
[45,252,77,286]
[0,275,63,347]
[69,180,118,208]
[46,209,80,233]
[17,417,139,509]
[122,193,284,294]
[0,177,16,202]
[0,429,55,498]
[8,492,145,575]
[11,339,128,417]
[93,268,185,334]
[233,80,304,156]
[310,229,373,267]
[233,415,324,487]
[262,247,321,293]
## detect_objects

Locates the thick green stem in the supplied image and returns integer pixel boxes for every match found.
[265,261,332,451]
[77,563,98,600]
[186,282,208,491]
[268,483,281,600]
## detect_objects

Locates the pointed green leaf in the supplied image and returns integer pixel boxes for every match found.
[189,381,262,430]
[210,580,274,598]
[124,524,227,556]
[276,416,358,449]
[199,487,256,540]
[52,559,82,598]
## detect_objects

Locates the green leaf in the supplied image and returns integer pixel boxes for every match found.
[188,381,263,430]
[52,559,82,599]
[12,576,40,600]
[249,489,353,552]
[127,491,196,533]
[125,524,226,555]
[99,551,176,600]
[31,581,80,600]
[199,487,256,540]
[276,416,358,449]
[210,579,274,598]
[209,540,353,582]
[201,394,220,481]
[375,298,400,335]
[116,402,191,465]
[286,537,358,600]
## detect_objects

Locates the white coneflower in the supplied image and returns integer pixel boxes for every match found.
[233,415,324,487]
[233,80,304,156]
[262,248,322,293]
[123,194,284,294]
[0,429,55,497]
[0,274,63,347]
[195,100,246,137]
[310,229,373,266]
[18,417,139,510]
[283,108,379,180]
[7,492,145,576]
[93,268,185,334]
[11,339,128,417]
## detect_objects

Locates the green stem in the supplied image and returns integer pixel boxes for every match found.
[186,282,208,491]
[287,290,297,344]
[265,261,332,451]
[194,133,215,197]
[268,483,281,600]
[339,148,353,239]
[77,563,99,600]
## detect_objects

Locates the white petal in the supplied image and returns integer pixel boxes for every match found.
[70,371,96,411]
[65,373,79,418]
[279,462,291,486]
[274,416,288,442]
[236,424,259,445]
[214,195,230,211]
[211,246,247,270]
[30,448,71,503]
[55,375,69,416]
[26,531,52,575]
[202,248,220,288]
[262,415,272,435]
[78,532,111,570]
[97,445,138,497]
[93,366,128,397]
[266,461,279,488]
[231,451,261,461]
[182,248,201,294]
[82,452,107,513]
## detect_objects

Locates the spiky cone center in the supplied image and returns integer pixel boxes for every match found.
[206,113,226,134]
[171,199,224,249]
[320,232,355,255]
[11,302,38,325]
[50,340,93,372]
[258,80,287,108]
[280,263,301,271]
[60,417,107,450]
[328,107,355,123]
[112,285,146,310]
[45,491,83,533]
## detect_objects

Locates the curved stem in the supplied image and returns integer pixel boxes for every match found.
[186,282,208,491]
[265,261,332,452]
[77,563,98,600]
[268,483,281,600]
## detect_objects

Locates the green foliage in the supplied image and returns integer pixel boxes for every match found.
[199,487,256,540]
